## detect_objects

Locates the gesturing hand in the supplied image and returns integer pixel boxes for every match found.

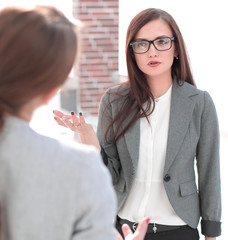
[53,110,93,134]
[53,110,101,151]
[117,218,149,240]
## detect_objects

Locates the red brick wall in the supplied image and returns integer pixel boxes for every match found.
[73,0,119,115]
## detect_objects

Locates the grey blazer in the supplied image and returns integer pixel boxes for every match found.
[97,80,221,237]
[0,117,117,240]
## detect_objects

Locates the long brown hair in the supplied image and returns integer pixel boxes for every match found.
[105,8,196,143]
[0,6,77,129]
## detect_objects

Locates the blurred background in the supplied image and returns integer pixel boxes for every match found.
[1,0,227,239]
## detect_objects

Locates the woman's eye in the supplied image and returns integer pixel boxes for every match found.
[157,39,168,45]
[137,42,147,47]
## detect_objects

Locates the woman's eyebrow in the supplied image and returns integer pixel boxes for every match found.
[134,35,171,41]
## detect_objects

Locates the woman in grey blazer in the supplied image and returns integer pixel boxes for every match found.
[55,8,221,240]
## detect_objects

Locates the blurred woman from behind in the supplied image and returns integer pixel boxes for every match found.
[0,6,117,240]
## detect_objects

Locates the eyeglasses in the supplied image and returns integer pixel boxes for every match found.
[130,37,175,54]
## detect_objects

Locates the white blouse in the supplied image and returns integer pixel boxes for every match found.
[118,85,186,225]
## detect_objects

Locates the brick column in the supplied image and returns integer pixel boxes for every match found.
[73,0,119,115]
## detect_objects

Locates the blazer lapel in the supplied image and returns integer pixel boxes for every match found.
[164,81,197,173]
[122,81,198,173]
[124,119,140,169]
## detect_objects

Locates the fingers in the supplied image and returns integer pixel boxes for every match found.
[71,111,80,127]
[53,110,69,128]
[53,110,64,118]
[53,110,86,132]
[133,218,149,239]
[61,116,76,131]
[79,112,86,125]
[54,116,67,128]
[53,110,70,119]
[121,218,149,240]
[121,224,133,238]
[70,111,86,127]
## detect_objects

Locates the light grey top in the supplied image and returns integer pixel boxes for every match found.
[0,116,117,240]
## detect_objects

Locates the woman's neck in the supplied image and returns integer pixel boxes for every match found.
[147,75,173,99]
[6,96,43,123]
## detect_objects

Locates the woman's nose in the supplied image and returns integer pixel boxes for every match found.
[147,43,159,57]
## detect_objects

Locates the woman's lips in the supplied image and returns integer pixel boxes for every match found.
[147,61,161,67]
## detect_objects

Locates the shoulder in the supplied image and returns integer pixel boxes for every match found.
[0,120,113,192]
[101,83,130,103]
[174,80,202,96]
[106,82,130,93]
[27,131,114,196]
[174,80,217,115]
[36,133,103,172]
[7,123,105,179]
[174,80,213,103]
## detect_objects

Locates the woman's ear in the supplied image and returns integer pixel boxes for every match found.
[174,49,179,59]
[42,87,60,104]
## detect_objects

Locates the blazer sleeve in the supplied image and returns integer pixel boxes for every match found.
[196,91,222,237]
[97,90,121,185]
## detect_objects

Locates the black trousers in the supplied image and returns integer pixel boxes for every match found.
[116,217,199,240]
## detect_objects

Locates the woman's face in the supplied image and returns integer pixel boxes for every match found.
[133,19,177,81]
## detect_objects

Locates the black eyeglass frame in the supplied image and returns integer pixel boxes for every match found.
[130,37,175,54]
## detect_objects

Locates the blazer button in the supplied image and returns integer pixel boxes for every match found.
[164,174,171,182]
